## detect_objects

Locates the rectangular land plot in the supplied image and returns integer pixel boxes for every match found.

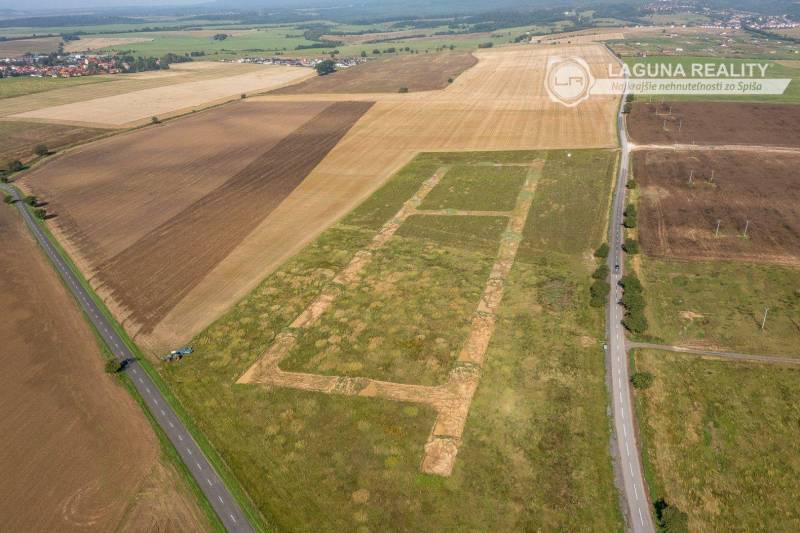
[419,164,528,211]
[641,257,800,356]
[627,101,800,147]
[21,99,371,339]
[634,149,800,264]
[157,149,621,531]
[634,350,800,530]
[280,214,508,386]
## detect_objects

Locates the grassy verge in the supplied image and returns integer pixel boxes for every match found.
[158,149,622,530]
[11,193,269,532]
[640,256,800,355]
[633,349,800,529]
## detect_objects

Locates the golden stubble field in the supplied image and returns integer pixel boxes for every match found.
[153,42,619,349]
[2,62,313,127]
[20,43,619,352]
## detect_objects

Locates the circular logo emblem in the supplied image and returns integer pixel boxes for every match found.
[545,57,594,107]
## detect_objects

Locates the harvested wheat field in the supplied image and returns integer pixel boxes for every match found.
[0,62,270,118]
[628,101,800,147]
[0,36,62,58]
[0,121,105,164]
[23,43,617,351]
[63,37,154,53]
[11,64,313,127]
[634,149,800,264]
[155,43,618,347]
[272,51,477,94]
[0,205,209,532]
[22,99,371,345]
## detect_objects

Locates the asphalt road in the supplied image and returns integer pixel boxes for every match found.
[606,79,656,532]
[1,183,254,533]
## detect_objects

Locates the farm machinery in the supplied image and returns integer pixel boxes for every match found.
[162,346,194,362]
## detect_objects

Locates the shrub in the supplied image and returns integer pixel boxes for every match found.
[592,264,610,280]
[624,203,637,217]
[3,194,14,204]
[619,273,643,293]
[398,86,409,93]
[626,179,637,189]
[623,102,632,113]
[448,77,454,83]
[477,42,494,48]
[24,195,37,206]
[594,242,609,259]
[622,311,648,334]
[625,93,634,103]
[654,499,689,533]
[33,144,49,156]
[151,116,161,124]
[240,93,247,99]
[7,160,24,172]
[33,207,47,219]
[105,359,120,374]
[315,59,336,75]
[623,238,639,254]
[631,371,654,389]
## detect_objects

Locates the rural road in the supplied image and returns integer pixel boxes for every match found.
[606,75,656,533]
[0,183,254,533]
[628,341,800,366]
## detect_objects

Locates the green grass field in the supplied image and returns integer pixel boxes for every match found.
[0,75,113,100]
[640,257,800,356]
[611,31,800,60]
[157,148,621,531]
[633,349,800,530]
[622,55,800,103]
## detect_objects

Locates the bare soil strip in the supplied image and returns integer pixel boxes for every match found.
[627,102,800,147]
[239,161,542,476]
[633,149,800,264]
[629,342,800,366]
[271,52,477,94]
[95,101,373,335]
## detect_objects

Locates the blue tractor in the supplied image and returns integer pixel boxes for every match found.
[162,346,194,362]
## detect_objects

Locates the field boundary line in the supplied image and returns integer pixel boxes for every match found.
[630,143,800,154]
[239,160,543,476]
[629,342,800,365]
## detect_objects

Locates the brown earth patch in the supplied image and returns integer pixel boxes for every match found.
[0,36,61,58]
[271,52,477,94]
[633,149,800,264]
[94,100,373,334]
[627,101,800,147]
[0,203,208,531]
[0,120,105,164]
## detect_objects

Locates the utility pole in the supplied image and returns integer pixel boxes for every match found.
[743,219,750,237]
[761,307,769,330]
[678,118,682,132]
[663,118,668,131]
[710,169,715,184]
[715,219,721,237]
[688,169,694,185]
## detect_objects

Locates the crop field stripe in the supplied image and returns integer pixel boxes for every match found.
[239,161,543,477]
[94,101,374,334]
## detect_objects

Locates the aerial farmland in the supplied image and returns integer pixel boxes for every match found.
[3,3,800,531]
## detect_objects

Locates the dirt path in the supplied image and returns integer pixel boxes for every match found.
[629,341,800,365]
[631,143,800,154]
[240,161,542,476]
[0,204,209,531]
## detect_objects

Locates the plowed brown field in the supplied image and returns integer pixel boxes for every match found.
[23,100,371,340]
[0,204,209,532]
[628,102,800,147]
[634,149,800,264]
[22,43,618,351]
[271,52,477,94]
